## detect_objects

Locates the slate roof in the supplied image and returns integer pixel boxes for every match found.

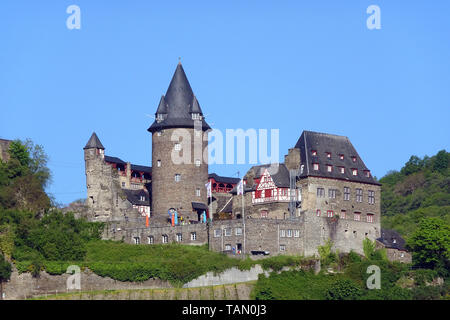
[192,202,208,211]
[148,63,211,133]
[230,163,291,194]
[295,131,380,185]
[208,173,241,184]
[130,164,152,174]
[377,229,408,251]
[105,156,126,164]
[123,189,151,206]
[84,132,105,150]
[105,156,151,174]
[251,163,291,188]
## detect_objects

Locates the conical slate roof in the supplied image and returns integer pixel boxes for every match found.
[155,95,168,114]
[148,63,210,132]
[189,95,203,114]
[84,132,105,150]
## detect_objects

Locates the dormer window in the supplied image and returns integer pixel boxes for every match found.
[313,163,319,171]
[326,152,331,159]
[340,167,345,174]
[352,169,358,176]
[311,150,317,156]
[326,165,333,172]
[140,196,145,201]
[192,113,201,120]
[339,154,344,160]
[156,114,164,122]
[352,156,357,163]
[365,170,371,177]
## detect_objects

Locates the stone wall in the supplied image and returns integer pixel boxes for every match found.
[299,176,381,256]
[84,148,141,223]
[3,267,172,300]
[123,222,208,245]
[209,218,304,256]
[151,128,208,223]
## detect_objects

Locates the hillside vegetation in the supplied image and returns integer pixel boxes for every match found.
[380,150,450,238]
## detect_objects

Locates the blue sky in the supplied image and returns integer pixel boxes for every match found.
[1,0,449,206]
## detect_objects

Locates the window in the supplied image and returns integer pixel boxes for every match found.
[340,167,345,174]
[311,150,317,156]
[352,168,358,176]
[121,182,125,187]
[140,196,145,201]
[225,244,232,251]
[192,113,200,120]
[224,228,231,236]
[317,188,325,198]
[340,210,346,219]
[157,160,161,167]
[195,159,201,167]
[280,229,286,238]
[344,187,350,200]
[175,174,181,182]
[176,233,182,242]
[356,189,363,202]
[260,210,268,218]
[339,154,344,160]
[287,229,293,237]
[214,229,221,237]
[148,236,154,244]
[313,163,319,171]
[368,190,375,204]
[353,231,357,238]
[352,156,357,163]
[393,238,397,244]
[156,114,164,121]
[354,212,361,221]
[191,232,197,241]
[280,245,286,252]
[400,252,405,258]
[235,227,242,235]
[196,188,201,197]
[327,210,334,218]
[162,235,168,243]
[327,165,333,172]
[365,170,371,178]
[366,214,374,223]
[328,189,336,199]
[326,152,331,159]
[316,209,321,217]
[133,237,140,245]
[294,230,300,238]
[174,143,181,151]
[157,131,162,136]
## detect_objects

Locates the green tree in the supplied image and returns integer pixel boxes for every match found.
[363,238,376,260]
[406,217,450,272]
[401,155,423,176]
[433,149,449,173]
[0,253,12,300]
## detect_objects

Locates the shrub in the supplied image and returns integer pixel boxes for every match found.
[325,279,362,300]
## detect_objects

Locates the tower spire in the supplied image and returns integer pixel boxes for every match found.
[84,132,105,150]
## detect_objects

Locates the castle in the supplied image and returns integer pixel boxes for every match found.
[83,63,382,257]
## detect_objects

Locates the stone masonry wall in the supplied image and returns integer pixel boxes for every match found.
[209,218,304,256]
[299,176,381,256]
[151,128,208,223]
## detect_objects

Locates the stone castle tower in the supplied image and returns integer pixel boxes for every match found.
[84,132,132,222]
[148,63,211,223]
